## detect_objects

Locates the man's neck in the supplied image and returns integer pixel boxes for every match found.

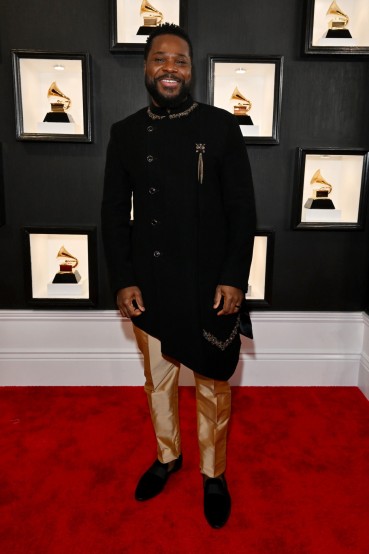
[150,95,190,110]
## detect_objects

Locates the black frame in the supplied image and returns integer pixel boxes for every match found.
[12,50,92,142]
[0,144,5,227]
[304,0,369,56]
[292,147,369,230]
[110,0,188,53]
[246,230,274,309]
[23,227,98,307]
[207,55,283,145]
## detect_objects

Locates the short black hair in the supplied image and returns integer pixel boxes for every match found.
[144,23,193,61]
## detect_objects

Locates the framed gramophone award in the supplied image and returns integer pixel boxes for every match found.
[11,51,92,142]
[292,148,369,230]
[23,227,98,306]
[304,0,369,55]
[207,56,283,145]
[110,0,188,53]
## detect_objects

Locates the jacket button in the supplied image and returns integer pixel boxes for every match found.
[147,155,154,162]
[147,126,154,132]
[149,187,157,195]
[153,250,161,258]
[151,218,158,226]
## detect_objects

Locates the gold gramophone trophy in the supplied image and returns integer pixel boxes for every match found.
[230,87,253,125]
[52,246,81,283]
[43,82,74,123]
[137,0,163,35]
[304,169,335,209]
[326,1,352,38]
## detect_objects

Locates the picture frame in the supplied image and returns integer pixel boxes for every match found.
[292,148,369,230]
[23,227,98,307]
[246,231,274,308]
[0,144,5,228]
[11,50,92,142]
[304,0,369,56]
[110,0,187,53]
[207,55,283,145]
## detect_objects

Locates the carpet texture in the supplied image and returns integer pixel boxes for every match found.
[1,386,369,553]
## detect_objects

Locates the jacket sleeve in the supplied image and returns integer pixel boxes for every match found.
[218,116,256,292]
[101,123,136,296]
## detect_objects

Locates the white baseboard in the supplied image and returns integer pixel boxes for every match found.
[359,313,369,400]
[0,310,365,387]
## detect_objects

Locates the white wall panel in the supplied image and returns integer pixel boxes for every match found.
[0,310,365,388]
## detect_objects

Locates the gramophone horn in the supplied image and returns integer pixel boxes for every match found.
[326,1,349,27]
[310,169,332,194]
[56,245,79,268]
[140,0,163,23]
[47,82,72,111]
[230,86,252,114]
[230,86,249,103]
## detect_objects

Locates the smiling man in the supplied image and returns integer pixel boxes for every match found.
[101,24,256,529]
[144,33,191,107]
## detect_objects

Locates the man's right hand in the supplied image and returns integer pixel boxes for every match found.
[116,286,145,318]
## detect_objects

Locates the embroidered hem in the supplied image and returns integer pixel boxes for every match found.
[202,315,240,351]
[147,102,199,120]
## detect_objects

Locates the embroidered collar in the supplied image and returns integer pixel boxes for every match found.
[147,97,199,120]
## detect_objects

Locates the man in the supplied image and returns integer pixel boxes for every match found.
[101,23,256,528]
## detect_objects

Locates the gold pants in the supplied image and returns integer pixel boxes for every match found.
[133,326,231,478]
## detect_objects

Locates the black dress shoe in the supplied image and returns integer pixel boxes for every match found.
[203,476,231,528]
[135,454,182,501]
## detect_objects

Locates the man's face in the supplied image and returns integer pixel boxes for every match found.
[144,34,192,108]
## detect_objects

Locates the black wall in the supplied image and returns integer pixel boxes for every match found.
[1,0,368,310]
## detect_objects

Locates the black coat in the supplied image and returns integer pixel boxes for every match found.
[101,97,256,380]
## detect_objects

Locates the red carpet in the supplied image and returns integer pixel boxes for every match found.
[1,386,369,553]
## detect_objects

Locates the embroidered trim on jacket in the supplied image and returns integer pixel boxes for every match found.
[147,102,199,120]
[202,315,240,351]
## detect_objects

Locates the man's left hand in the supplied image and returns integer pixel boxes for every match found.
[213,285,244,316]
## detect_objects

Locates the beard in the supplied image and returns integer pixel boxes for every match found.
[145,73,191,108]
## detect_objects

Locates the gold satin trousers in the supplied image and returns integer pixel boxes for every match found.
[133,326,231,478]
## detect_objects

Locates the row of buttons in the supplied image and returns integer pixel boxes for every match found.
[148,125,159,258]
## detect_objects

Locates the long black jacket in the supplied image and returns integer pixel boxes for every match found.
[101,97,256,380]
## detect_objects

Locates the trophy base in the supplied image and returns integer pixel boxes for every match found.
[326,29,352,38]
[302,208,341,223]
[47,278,88,297]
[304,198,335,209]
[240,124,260,137]
[52,270,81,284]
[137,26,156,35]
[318,35,356,46]
[234,115,253,125]
[43,112,74,123]
[37,121,77,134]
